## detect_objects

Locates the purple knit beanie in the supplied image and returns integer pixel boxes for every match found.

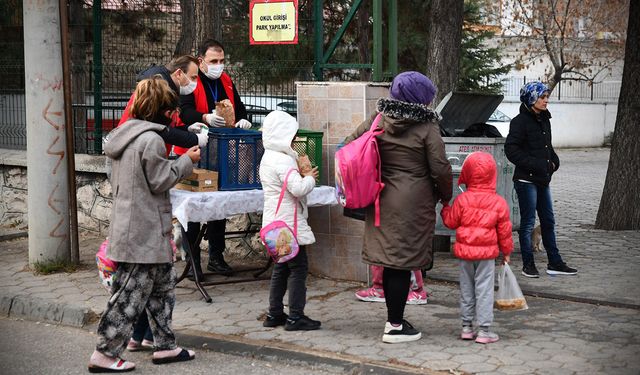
[389,71,437,105]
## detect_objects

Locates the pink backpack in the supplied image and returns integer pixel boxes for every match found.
[260,169,300,263]
[334,113,385,226]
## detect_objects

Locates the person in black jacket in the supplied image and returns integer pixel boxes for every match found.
[118,55,208,151]
[179,39,252,278]
[505,81,577,278]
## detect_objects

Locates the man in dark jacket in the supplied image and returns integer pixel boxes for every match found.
[118,55,207,153]
[179,39,252,277]
[505,81,577,278]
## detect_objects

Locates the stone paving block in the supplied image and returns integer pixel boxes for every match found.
[458,362,498,373]
[451,353,488,364]
[497,365,537,374]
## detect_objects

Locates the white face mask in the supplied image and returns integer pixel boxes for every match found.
[204,63,224,80]
[179,76,197,95]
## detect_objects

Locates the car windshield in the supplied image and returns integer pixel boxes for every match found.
[489,109,511,122]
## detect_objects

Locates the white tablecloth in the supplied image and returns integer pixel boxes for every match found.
[170,186,338,228]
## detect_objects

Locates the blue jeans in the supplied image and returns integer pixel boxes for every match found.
[514,181,564,267]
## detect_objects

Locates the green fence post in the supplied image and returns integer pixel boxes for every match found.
[93,1,102,153]
[388,0,398,78]
[372,0,382,82]
[313,0,324,81]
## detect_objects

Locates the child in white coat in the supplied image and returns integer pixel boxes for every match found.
[259,110,321,331]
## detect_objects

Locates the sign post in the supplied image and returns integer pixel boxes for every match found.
[250,0,299,45]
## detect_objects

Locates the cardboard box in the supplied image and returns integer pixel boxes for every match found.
[175,168,218,192]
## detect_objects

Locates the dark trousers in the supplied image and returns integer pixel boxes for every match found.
[383,267,411,325]
[131,312,153,342]
[514,181,564,267]
[268,246,308,318]
[96,263,176,357]
[186,219,227,259]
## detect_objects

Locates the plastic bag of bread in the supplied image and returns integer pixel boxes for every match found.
[215,99,235,127]
[494,263,528,311]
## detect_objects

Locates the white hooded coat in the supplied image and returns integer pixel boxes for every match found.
[259,111,316,245]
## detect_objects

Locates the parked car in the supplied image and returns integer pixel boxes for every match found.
[487,109,511,137]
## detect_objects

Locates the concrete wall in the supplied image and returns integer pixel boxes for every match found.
[296,82,389,282]
[498,100,618,147]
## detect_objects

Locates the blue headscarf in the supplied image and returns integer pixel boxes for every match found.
[520,81,550,107]
[389,71,437,105]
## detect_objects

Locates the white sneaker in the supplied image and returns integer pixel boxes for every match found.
[382,320,422,343]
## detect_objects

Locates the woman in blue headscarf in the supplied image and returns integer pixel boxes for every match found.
[343,71,452,343]
[505,81,578,279]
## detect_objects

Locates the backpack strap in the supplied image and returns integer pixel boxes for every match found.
[371,113,384,227]
[274,168,298,236]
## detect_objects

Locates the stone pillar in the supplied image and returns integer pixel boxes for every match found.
[23,0,71,264]
[297,82,389,282]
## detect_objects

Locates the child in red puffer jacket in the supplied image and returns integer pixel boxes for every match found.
[441,151,513,344]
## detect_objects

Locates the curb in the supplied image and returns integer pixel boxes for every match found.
[175,329,455,375]
[0,293,454,375]
[427,275,640,310]
[0,294,97,327]
[0,231,28,241]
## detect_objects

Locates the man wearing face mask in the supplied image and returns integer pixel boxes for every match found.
[179,39,252,278]
[118,55,208,154]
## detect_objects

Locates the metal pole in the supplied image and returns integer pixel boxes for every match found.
[387,0,398,78]
[93,1,102,153]
[24,0,71,265]
[59,0,79,264]
[372,0,382,81]
[313,0,324,80]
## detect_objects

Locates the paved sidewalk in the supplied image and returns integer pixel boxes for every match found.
[1,148,639,375]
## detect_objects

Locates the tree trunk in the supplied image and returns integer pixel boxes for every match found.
[174,0,195,56]
[195,1,217,49]
[424,0,464,106]
[595,0,640,230]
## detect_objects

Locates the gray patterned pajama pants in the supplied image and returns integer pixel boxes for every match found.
[96,263,177,357]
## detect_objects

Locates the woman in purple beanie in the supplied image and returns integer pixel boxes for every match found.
[343,71,453,343]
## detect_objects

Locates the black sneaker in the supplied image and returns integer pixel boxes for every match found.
[522,264,540,278]
[546,263,577,275]
[284,315,321,331]
[382,320,422,343]
[263,313,288,328]
[207,257,233,276]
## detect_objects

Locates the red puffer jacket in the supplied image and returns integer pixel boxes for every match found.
[441,152,513,261]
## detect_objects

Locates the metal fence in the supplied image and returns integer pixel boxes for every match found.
[499,76,622,101]
[0,1,623,153]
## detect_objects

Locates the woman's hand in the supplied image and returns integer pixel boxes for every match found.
[185,146,201,163]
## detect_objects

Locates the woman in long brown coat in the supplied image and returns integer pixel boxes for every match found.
[344,71,452,343]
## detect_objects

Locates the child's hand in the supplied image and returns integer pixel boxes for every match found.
[502,254,511,265]
[303,166,319,180]
[186,146,201,163]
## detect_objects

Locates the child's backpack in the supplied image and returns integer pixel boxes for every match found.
[260,169,301,263]
[96,238,117,290]
[334,113,385,226]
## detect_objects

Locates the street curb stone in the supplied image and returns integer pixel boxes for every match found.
[176,329,455,375]
[3,294,93,327]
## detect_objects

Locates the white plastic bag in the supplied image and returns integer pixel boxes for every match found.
[495,263,528,311]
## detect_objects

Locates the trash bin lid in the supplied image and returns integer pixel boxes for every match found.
[436,92,504,135]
